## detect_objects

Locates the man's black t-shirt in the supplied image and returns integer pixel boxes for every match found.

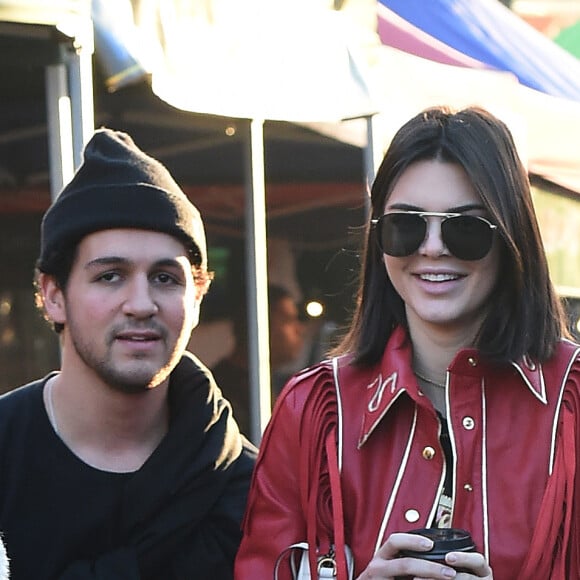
[0,354,256,579]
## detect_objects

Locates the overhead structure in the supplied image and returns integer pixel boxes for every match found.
[93,0,580,439]
[379,0,580,100]
[0,0,94,197]
[92,0,377,442]
[371,0,580,195]
[4,0,580,438]
[555,19,580,59]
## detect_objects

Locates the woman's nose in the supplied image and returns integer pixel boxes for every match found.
[418,218,449,257]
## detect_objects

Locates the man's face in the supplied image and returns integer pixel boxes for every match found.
[269,296,304,369]
[43,228,202,393]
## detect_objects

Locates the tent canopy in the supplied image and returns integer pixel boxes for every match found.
[4,0,580,217]
[380,0,580,101]
[94,0,377,122]
[369,0,580,195]
[555,19,580,59]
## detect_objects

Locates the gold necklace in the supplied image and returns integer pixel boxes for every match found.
[413,368,446,389]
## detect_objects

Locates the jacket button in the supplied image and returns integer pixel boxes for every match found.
[405,509,420,523]
[422,446,436,460]
[523,355,536,371]
[464,483,473,492]
[468,357,477,367]
[462,417,475,430]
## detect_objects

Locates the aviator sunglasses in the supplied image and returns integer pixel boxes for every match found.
[372,211,498,261]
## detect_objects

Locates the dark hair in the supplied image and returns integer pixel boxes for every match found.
[334,106,568,366]
[34,242,79,334]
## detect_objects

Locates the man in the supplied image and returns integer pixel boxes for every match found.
[212,284,304,438]
[0,129,256,579]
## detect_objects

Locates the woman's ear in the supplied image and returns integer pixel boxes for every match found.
[39,273,66,325]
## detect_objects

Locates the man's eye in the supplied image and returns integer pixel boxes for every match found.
[97,272,120,283]
[155,273,178,285]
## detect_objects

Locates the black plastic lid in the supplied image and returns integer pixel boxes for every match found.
[400,528,475,560]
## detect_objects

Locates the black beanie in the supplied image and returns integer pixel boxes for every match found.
[39,128,207,272]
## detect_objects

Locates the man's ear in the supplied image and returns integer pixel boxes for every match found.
[39,273,67,325]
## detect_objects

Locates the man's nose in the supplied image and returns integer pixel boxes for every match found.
[122,276,159,317]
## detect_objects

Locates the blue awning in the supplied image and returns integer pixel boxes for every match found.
[380,0,580,102]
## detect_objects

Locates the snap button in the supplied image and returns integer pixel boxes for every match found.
[464,483,473,492]
[405,509,420,523]
[523,354,536,371]
[422,446,436,460]
[467,356,477,367]
[462,417,475,430]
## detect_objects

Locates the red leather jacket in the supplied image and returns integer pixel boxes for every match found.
[235,327,580,579]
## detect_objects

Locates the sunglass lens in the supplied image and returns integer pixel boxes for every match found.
[378,214,426,257]
[442,216,493,260]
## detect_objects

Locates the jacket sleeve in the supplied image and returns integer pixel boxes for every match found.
[517,352,580,580]
[234,371,317,580]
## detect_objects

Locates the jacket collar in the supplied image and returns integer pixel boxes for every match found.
[510,356,547,404]
[358,327,547,447]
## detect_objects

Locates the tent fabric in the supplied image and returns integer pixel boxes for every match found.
[555,19,580,60]
[379,0,580,102]
[89,0,580,197]
[117,0,377,122]
[370,0,580,196]
[377,3,488,69]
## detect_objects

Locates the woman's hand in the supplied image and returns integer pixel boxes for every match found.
[444,550,493,579]
[355,532,493,579]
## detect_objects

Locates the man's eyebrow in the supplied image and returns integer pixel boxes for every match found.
[84,256,128,270]
[151,258,186,269]
[84,257,185,270]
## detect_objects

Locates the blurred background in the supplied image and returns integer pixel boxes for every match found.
[0,0,579,399]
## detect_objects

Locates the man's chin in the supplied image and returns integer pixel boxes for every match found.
[100,367,168,395]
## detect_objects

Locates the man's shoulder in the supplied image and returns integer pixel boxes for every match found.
[0,377,45,404]
[0,377,48,423]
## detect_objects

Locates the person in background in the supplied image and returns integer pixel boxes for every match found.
[235,107,580,579]
[212,284,305,439]
[0,128,256,579]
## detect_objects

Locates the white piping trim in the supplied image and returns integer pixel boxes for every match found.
[426,374,450,527]
[510,361,547,404]
[373,407,418,555]
[368,372,397,412]
[359,389,406,449]
[332,357,344,473]
[481,378,490,564]
[548,344,580,475]
[444,373,457,527]
[427,417,446,527]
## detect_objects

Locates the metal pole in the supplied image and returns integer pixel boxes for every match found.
[67,22,95,169]
[45,25,94,201]
[45,63,74,201]
[364,114,382,216]
[244,118,272,443]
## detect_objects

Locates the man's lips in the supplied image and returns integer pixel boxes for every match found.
[115,331,161,341]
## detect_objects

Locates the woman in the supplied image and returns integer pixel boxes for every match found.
[234,107,580,579]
